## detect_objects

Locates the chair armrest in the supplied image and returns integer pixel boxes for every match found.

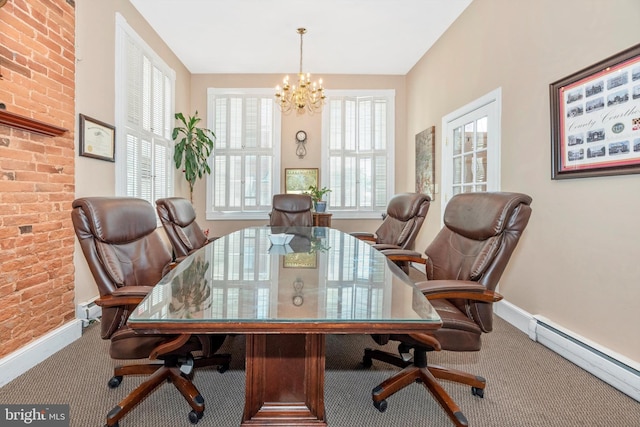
[406,333,442,351]
[350,232,377,242]
[371,243,401,251]
[96,286,154,308]
[415,279,503,303]
[380,249,426,264]
[162,261,179,276]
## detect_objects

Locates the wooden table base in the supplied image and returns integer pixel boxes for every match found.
[242,334,326,426]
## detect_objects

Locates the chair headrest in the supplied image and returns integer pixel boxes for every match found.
[156,197,196,227]
[273,194,313,212]
[444,192,532,240]
[72,197,157,244]
[387,193,431,221]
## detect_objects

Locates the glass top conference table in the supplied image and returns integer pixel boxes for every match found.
[128,226,441,426]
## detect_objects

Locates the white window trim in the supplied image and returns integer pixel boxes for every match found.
[114,13,176,198]
[441,87,502,220]
[205,88,282,221]
[321,89,395,219]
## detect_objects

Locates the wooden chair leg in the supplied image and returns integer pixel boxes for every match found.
[113,362,163,377]
[372,365,421,402]
[367,348,487,427]
[428,364,486,390]
[105,355,229,427]
[417,367,469,427]
[106,365,173,426]
[167,366,205,413]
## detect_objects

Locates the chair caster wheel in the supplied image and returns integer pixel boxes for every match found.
[472,386,484,398]
[217,363,229,373]
[373,399,387,413]
[107,376,122,389]
[188,410,203,424]
[362,356,372,368]
[104,423,119,427]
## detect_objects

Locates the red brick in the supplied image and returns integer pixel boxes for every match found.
[0,146,34,162]
[0,0,76,360]
[0,225,19,239]
[17,275,51,294]
[0,192,39,204]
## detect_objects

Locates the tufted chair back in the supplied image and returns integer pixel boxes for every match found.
[424,191,533,334]
[72,197,172,343]
[269,194,313,227]
[374,192,431,250]
[156,197,210,258]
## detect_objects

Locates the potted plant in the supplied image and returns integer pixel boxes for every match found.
[305,185,331,212]
[172,111,215,202]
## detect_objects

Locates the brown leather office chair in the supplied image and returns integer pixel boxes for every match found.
[363,192,532,427]
[71,197,230,427]
[269,194,313,226]
[156,197,214,259]
[351,192,431,251]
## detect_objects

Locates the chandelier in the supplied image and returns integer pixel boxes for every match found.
[275,28,326,115]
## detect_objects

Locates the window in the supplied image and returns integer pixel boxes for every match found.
[208,228,274,319]
[115,14,175,204]
[206,89,281,220]
[322,90,395,219]
[441,88,502,217]
[325,232,386,319]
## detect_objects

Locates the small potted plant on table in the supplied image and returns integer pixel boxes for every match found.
[305,185,331,212]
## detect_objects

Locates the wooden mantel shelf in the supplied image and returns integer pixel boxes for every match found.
[0,109,68,136]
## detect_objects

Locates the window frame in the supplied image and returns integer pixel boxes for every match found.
[205,88,282,221]
[441,87,502,219]
[321,89,395,219]
[114,13,175,203]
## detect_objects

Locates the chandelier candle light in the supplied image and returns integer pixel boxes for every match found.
[275,28,326,115]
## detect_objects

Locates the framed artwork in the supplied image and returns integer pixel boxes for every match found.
[79,114,115,162]
[550,43,640,179]
[415,126,435,199]
[283,252,317,269]
[285,168,318,194]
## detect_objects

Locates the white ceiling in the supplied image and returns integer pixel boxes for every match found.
[129,0,472,75]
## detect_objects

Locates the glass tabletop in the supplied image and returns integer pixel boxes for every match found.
[129,226,440,332]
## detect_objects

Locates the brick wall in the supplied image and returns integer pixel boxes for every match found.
[0,0,76,358]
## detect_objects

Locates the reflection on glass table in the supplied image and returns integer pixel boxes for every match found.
[129,226,441,427]
[132,226,438,328]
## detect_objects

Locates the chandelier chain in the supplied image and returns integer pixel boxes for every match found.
[274,27,326,115]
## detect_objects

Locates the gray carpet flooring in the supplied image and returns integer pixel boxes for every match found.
[0,317,638,427]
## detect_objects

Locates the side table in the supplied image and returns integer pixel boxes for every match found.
[312,212,332,227]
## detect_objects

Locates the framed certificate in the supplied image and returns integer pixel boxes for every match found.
[79,114,115,162]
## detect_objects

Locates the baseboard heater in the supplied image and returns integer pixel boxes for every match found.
[529,315,639,402]
[76,298,102,327]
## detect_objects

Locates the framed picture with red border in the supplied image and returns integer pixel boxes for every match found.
[550,43,640,179]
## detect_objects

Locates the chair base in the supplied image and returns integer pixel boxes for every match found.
[105,354,231,427]
[364,348,486,427]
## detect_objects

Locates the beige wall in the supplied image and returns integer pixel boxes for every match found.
[188,74,407,237]
[73,3,405,302]
[74,0,191,303]
[405,0,640,362]
[73,0,639,363]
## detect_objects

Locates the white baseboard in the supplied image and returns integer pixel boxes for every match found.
[494,300,639,402]
[0,320,83,387]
